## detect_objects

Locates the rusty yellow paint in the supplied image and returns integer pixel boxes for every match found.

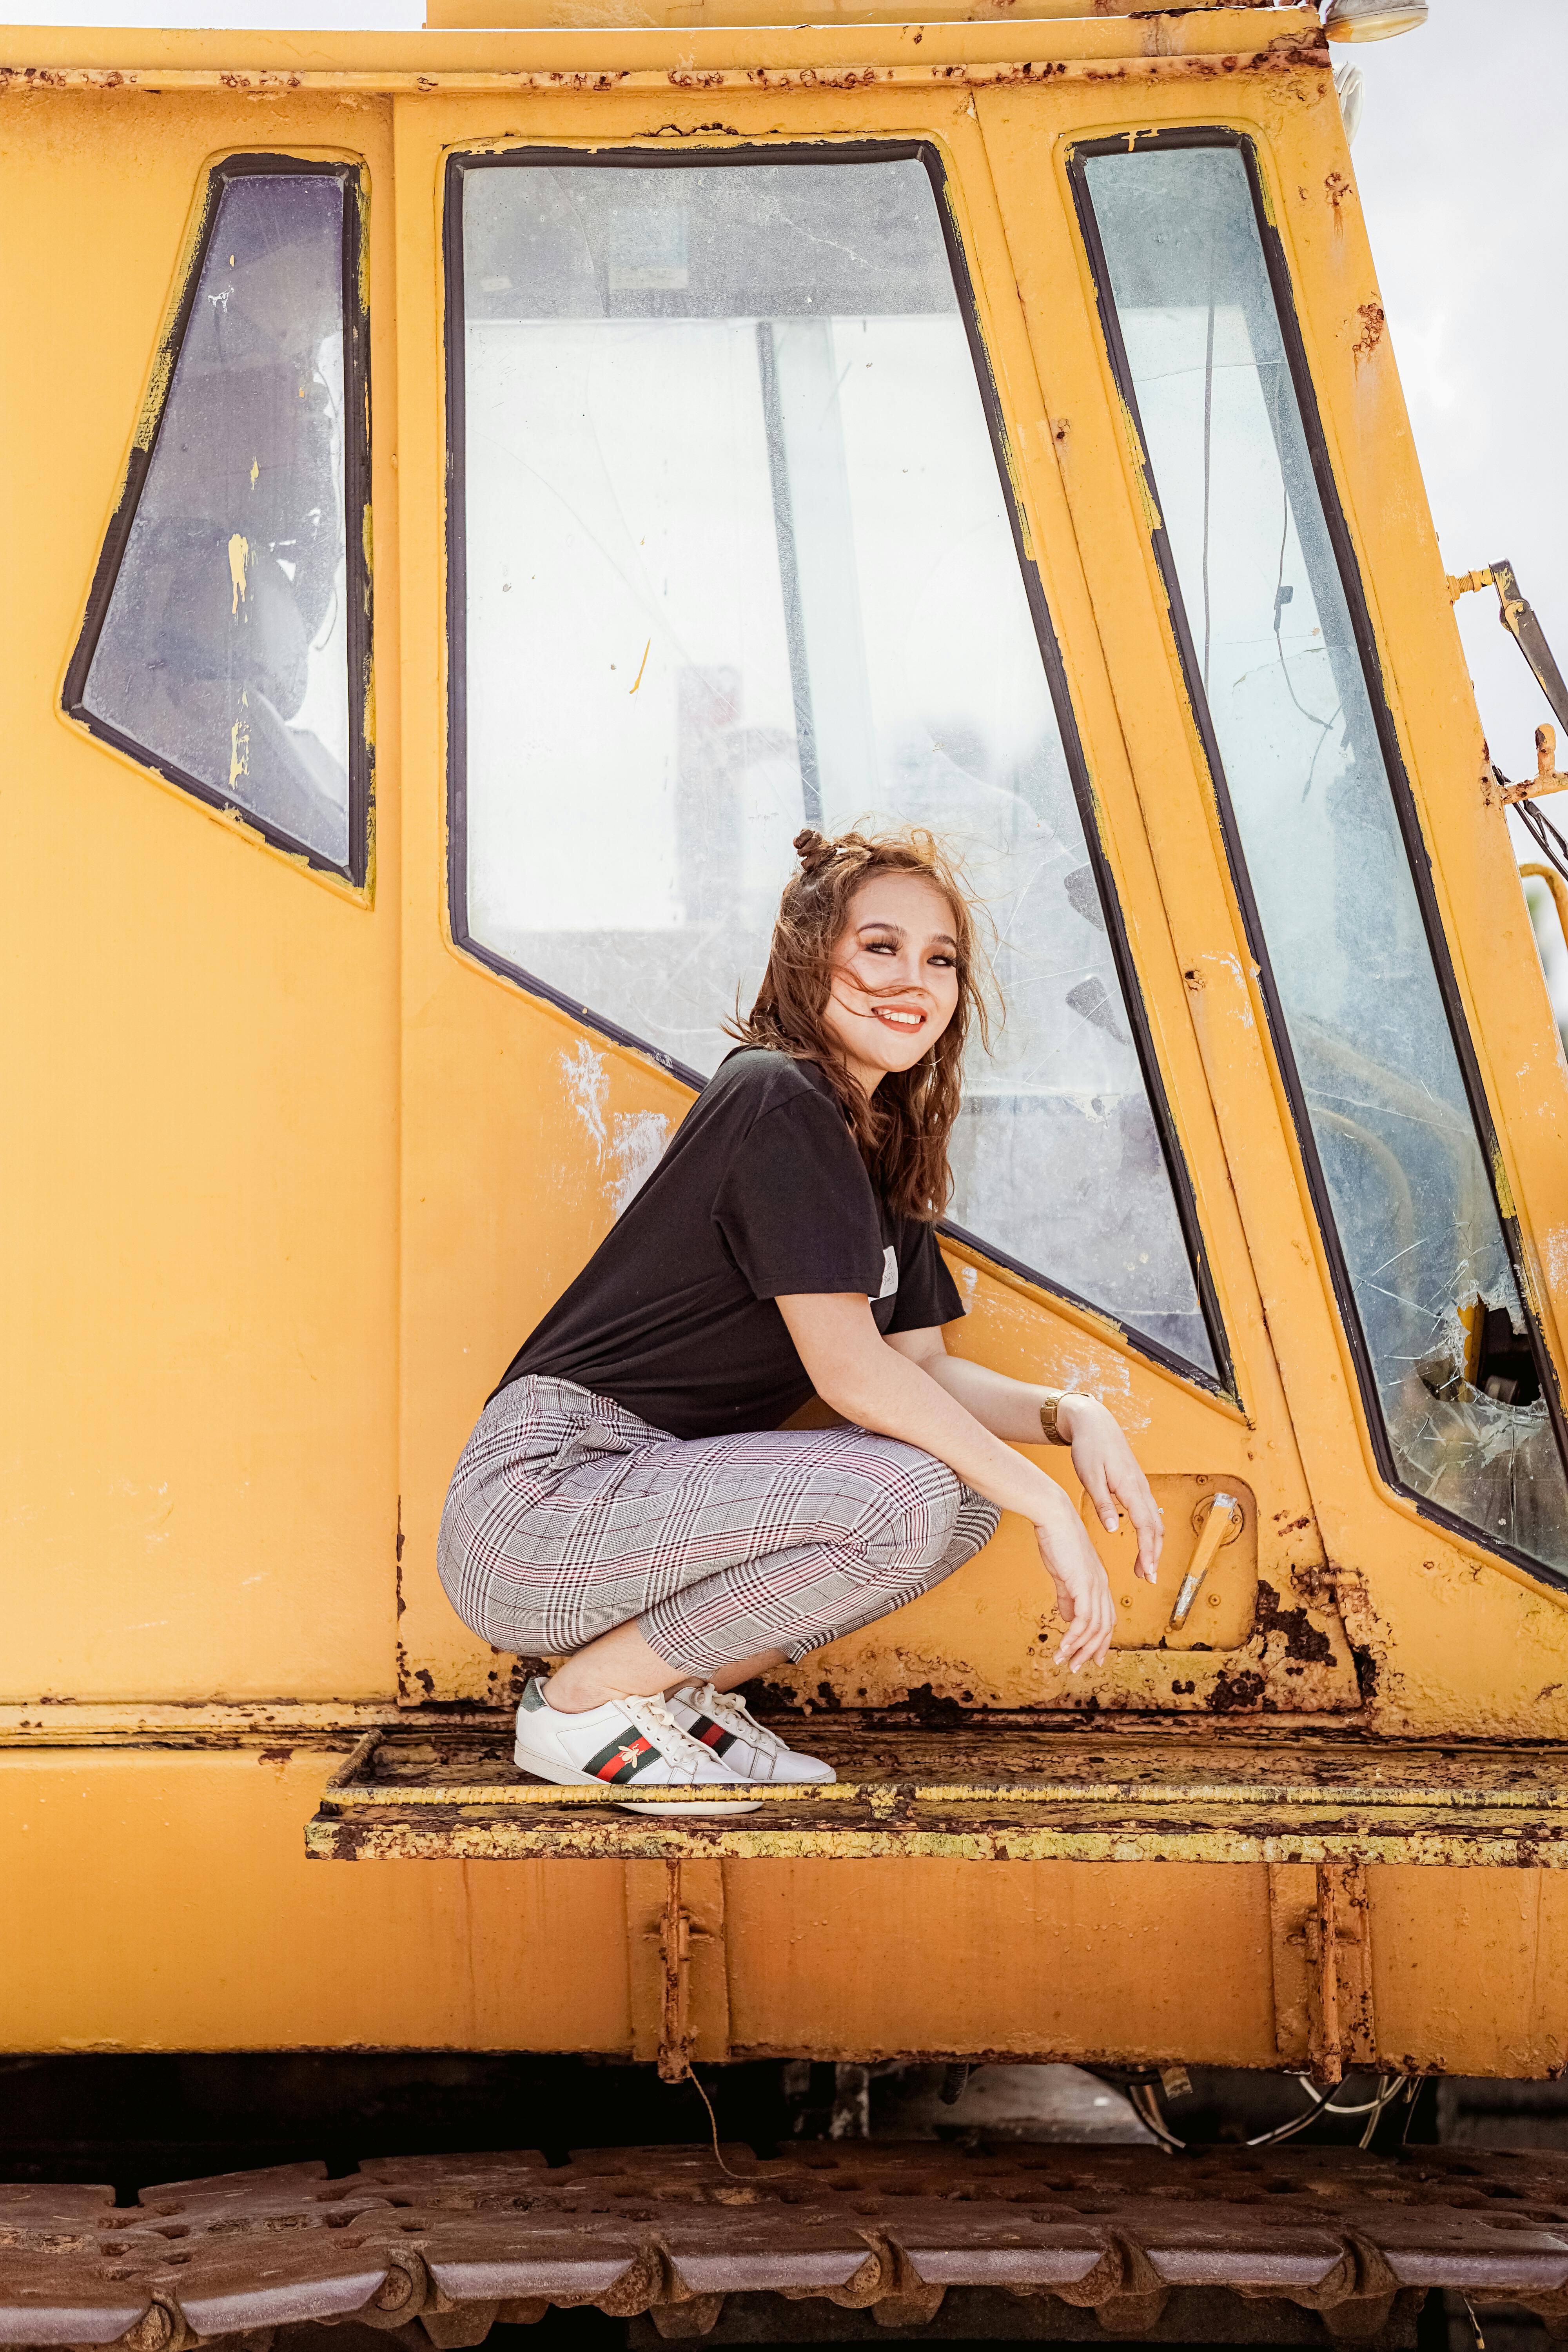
[4,7,1568,2074]
[0,12,1325,90]
[310,1811,1568,1871]
[302,1724,1568,1877]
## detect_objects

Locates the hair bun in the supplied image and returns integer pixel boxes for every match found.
[793,828,834,875]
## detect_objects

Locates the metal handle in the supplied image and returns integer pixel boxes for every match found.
[1168,1492,1240,1631]
[1521,861,1568,964]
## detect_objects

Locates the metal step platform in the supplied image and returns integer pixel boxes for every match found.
[305,1719,1568,1866]
[5,2140,1568,2350]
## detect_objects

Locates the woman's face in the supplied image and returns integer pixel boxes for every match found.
[821,871,963,1092]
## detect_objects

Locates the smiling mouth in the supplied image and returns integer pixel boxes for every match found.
[874,1005,926,1031]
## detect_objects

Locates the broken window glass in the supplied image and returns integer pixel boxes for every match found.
[451,150,1220,1380]
[72,163,363,877]
[1081,138,1568,1575]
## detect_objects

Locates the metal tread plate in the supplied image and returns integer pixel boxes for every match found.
[7,2141,1568,2348]
[305,1721,1568,1864]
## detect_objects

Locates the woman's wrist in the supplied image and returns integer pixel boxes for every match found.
[1047,1391,1099,1446]
[1028,1473,1081,1535]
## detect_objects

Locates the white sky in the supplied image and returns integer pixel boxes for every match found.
[1349,2,1568,1011]
[1352,4,1568,766]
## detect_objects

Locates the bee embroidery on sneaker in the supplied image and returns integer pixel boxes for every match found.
[583,1732,657,1784]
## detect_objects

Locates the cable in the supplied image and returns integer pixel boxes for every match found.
[1131,2071,1403,2155]
[1515,791,1568,888]
[1358,2076,1406,2151]
[1129,2083,1186,2153]
[675,2058,746,2182]
[1398,2078,1423,2150]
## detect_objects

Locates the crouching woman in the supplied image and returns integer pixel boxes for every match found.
[438,826,1161,1811]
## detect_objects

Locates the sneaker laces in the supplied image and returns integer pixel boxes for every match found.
[687,1682,785,1755]
[628,1693,724,1777]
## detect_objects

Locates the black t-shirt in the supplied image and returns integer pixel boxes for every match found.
[495,1047,964,1439]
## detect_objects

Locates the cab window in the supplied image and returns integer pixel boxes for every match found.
[1076,132,1568,1577]
[447,143,1223,1383]
[66,156,370,883]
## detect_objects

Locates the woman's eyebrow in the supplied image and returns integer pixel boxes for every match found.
[856,920,905,939]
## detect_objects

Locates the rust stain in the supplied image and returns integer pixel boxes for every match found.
[1352,300,1387,362]
[1253,1581,1336,1666]
[0,41,1332,98]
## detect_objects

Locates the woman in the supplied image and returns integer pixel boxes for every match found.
[439,827,1161,1812]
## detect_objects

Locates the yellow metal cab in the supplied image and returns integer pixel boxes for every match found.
[7,0,1568,2285]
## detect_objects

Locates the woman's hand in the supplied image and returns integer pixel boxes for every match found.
[1034,1500,1117,1672]
[1058,1394,1163,1584]
[776,1297,1155,1676]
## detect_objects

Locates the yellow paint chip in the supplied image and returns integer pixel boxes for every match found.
[630,639,651,694]
[250,458,259,490]
[227,533,249,615]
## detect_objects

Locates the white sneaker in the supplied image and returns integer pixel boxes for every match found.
[513,1679,762,1815]
[666,1682,837,1785]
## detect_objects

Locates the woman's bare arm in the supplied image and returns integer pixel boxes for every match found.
[886,1325,1162,1583]
[776,1291,1118,1670]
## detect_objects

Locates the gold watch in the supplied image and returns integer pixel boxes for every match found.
[1038,1390,1071,1446]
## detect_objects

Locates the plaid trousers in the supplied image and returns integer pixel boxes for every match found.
[438,1374,1001,1676]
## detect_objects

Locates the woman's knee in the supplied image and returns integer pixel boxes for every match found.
[831,1439,964,1565]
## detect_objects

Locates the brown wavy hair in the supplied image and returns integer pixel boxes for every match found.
[728,826,990,1221]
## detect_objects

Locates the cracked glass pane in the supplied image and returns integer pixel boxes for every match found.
[456,154,1216,1377]
[82,170,353,870]
[1083,141,1568,1572]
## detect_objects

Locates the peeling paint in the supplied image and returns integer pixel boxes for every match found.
[227,690,250,793]
[609,1110,670,1215]
[559,1038,610,1157]
[1543,1228,1568,1301]
[558,1043,669,1214]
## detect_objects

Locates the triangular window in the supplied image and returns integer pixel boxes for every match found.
[65,157,370,882]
